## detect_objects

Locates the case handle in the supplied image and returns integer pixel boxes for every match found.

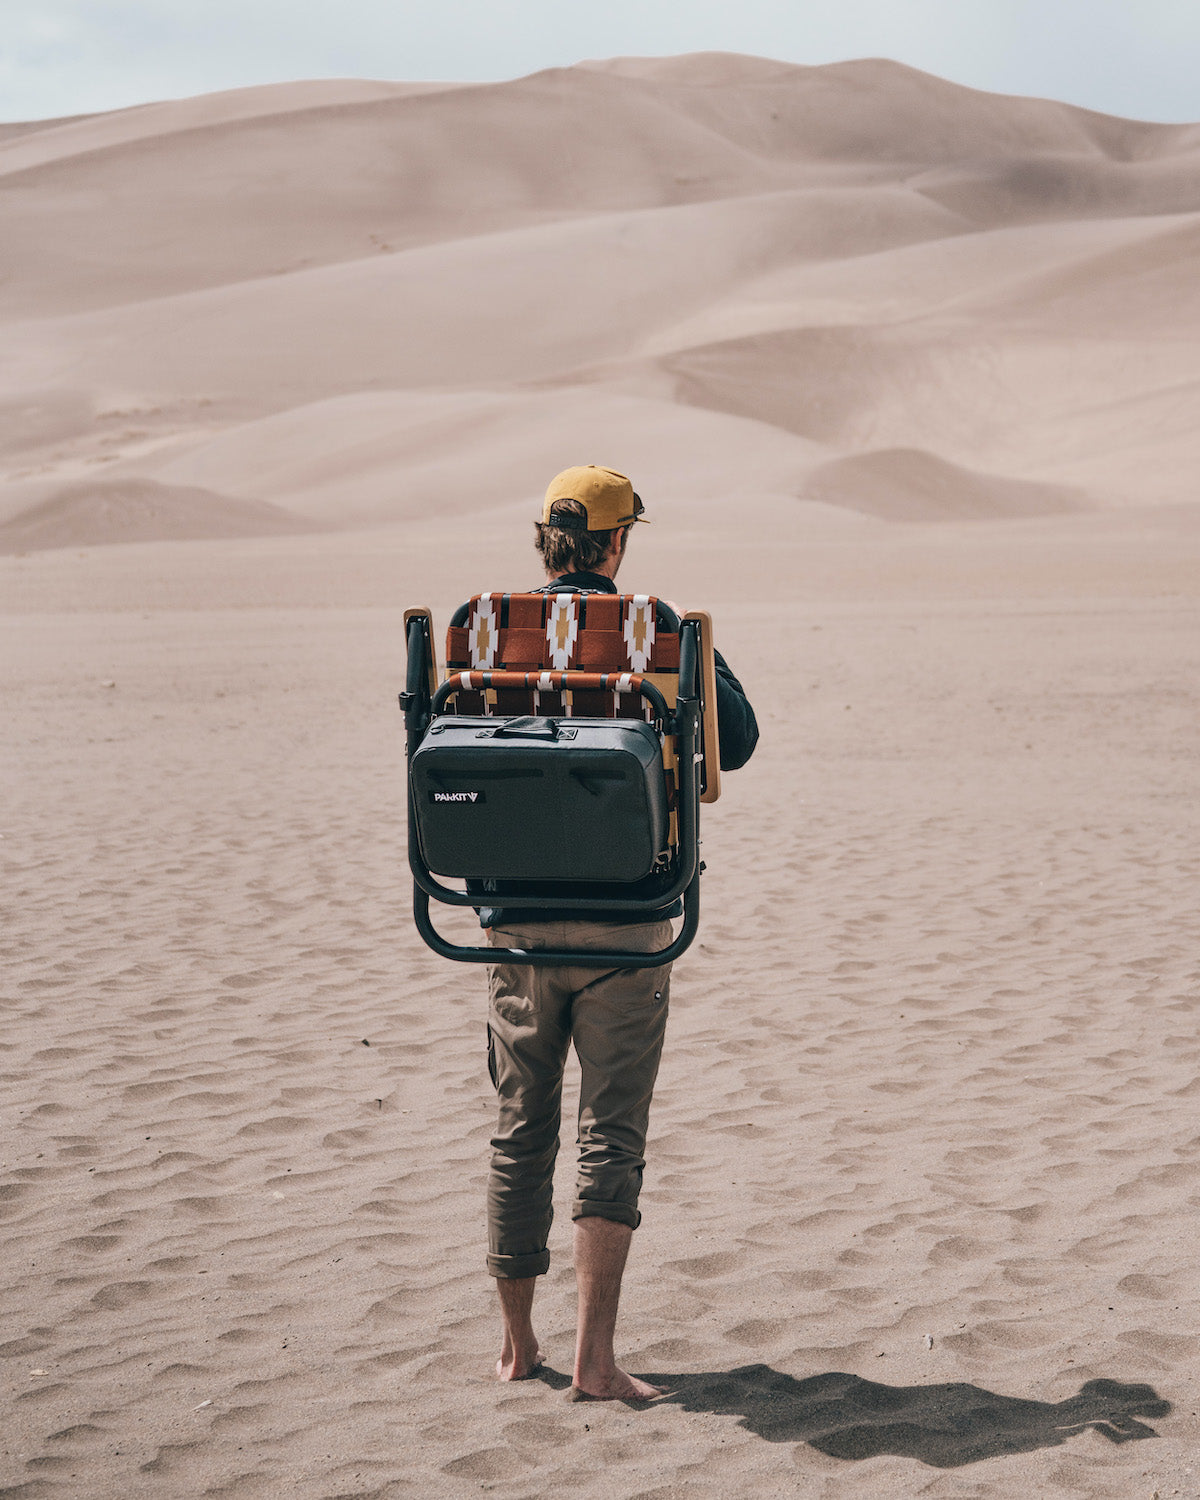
[486,716,561,740]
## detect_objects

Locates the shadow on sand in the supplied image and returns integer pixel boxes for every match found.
[646,1366,1170,1467]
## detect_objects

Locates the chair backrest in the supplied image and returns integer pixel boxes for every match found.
[444,591,681,702]
[444,591,681,719]
[442,591,684,850]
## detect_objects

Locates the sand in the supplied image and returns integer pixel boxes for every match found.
[2,52,1199,1499]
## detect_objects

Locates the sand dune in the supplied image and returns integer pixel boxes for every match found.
[0,79,448,179]
[801,448,1085,521]
[17,53,1182,320]
[5,53,1200,540]
[2,51,1199,1500]
[6,190,941,404]
[0,477,317,553]
[145,387,826,525]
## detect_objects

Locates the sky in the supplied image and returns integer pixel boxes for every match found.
[4,0,1200,126]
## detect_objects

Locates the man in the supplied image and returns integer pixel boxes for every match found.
[481,465,759,1400]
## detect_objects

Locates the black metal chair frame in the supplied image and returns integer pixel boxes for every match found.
[401,605,704,969]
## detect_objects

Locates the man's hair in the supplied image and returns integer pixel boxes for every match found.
[534,498,626,574]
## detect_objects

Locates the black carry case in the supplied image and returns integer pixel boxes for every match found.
[410,714,668,883]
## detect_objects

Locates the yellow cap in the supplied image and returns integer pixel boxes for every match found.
[541,465,648,531]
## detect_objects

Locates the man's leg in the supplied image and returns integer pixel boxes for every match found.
[570,1216,664,1400]
[496,1275,540,1382]
[565,920,673,1400]
[486,927,572,1380]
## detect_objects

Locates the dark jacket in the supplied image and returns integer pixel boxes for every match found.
[475,571,758,927]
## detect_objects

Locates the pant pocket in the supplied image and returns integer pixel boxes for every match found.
[486,1023,499,1090]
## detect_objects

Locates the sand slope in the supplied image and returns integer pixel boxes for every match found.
[802,449,1085,521]
[0,478,318,553]
[4,53,1200,547]
[4,579,1197,1500]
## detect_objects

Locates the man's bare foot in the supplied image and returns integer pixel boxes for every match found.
[569,1219,662,1401]
[566,1367,664,1401]
[495,1275,541,1380]
[496,1338,543,1382]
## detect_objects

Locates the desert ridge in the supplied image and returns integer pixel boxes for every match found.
[4,52,1200,547]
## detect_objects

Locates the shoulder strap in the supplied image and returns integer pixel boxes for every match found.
[528,582,608,597]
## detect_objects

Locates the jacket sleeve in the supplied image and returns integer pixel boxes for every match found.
[712,649,759,771]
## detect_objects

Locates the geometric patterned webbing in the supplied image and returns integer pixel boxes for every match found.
[446,593,679,673]
[444,592,680,723]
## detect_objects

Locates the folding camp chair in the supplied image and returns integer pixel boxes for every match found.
[401,591,722,968]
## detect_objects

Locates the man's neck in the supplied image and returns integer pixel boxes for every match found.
[544,568,617,592]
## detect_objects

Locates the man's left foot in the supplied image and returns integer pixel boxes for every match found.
[497,1346,543,1381]
[567,1368,664,1401]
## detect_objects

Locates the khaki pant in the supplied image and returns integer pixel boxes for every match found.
[485,920,673,1279]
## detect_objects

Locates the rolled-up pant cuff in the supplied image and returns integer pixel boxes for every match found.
[487,1248,551,1280]
[572,1199,640,1230]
